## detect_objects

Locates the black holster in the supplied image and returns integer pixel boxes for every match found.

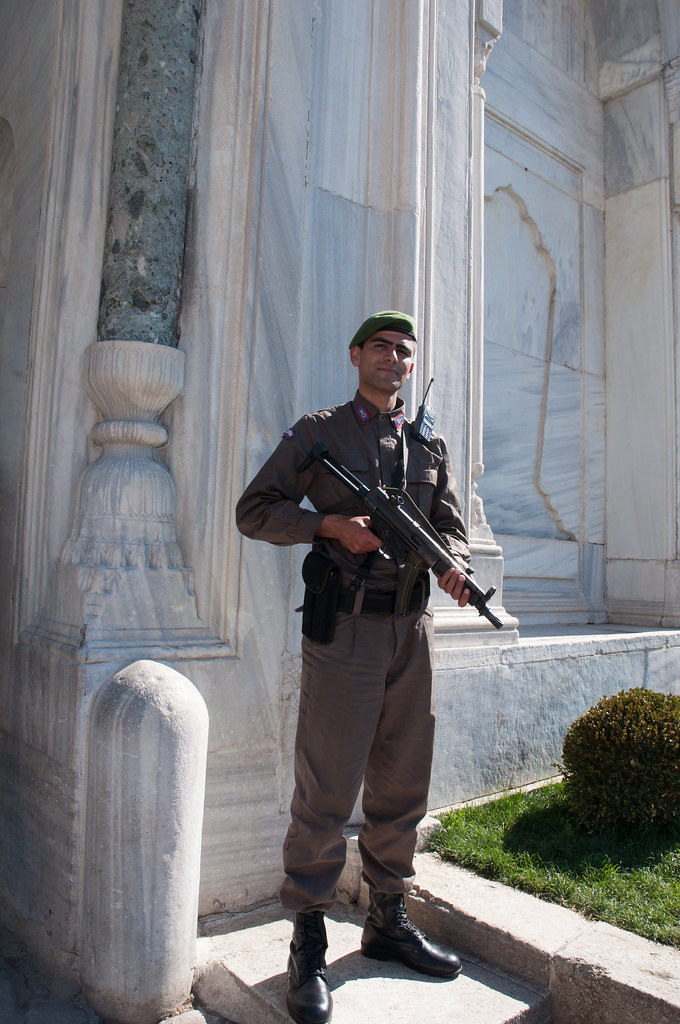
[301,551,341,644]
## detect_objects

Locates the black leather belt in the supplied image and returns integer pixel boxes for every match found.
[336,579,427,616]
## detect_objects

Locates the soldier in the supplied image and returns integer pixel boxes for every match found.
[235,311,471,1024]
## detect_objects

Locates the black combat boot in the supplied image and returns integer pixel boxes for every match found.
[286,911,333,1024]
[361,891,462,979]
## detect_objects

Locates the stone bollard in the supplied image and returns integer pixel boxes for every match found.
[80,660,209,1024]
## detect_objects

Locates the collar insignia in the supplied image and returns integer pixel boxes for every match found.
[355,405,370,422]
[394,412,405,431]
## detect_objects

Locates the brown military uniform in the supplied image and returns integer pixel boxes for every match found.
[235,391,469,912]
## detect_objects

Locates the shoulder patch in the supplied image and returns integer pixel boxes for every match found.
[282,427,296,439]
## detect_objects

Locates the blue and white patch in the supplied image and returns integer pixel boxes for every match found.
[282,427,296,439]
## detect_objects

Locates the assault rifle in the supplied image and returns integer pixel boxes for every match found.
[298,442,503,629]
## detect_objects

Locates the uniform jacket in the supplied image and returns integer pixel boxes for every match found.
[235,391,470,588]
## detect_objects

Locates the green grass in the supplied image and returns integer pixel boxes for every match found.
[429,781,680,948]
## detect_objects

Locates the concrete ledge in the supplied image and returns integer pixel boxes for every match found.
[357,850,680,1024]
[193,902,550,1024]
[194,841,680,1024]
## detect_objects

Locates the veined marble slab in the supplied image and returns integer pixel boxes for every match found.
[496,534,579,580]
[605,180,674,564]
[604,77,667,195]
[484,28,604,209]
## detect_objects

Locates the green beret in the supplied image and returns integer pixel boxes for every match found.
[349,310,417,349]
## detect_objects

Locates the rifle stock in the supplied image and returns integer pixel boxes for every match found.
[299,442,503,629]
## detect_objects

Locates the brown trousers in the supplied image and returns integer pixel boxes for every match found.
[279,606,436,913]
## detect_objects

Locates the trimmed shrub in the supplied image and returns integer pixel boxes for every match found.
[561,687,680,831]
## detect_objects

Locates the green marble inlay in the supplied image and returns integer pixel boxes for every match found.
[98,0,200,346]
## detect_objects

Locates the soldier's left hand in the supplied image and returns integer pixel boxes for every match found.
[437,566,471,607]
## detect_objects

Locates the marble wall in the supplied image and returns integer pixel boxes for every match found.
[479,0,679,628]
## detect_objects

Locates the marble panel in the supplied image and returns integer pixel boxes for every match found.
[521,0,552,56]
[502,0,522,36]
[244,0,313,439]
[300,188,382,407]
[662,562,680,619]
[307,3,372,203]
[0,6,56,652]
[0,121,13,286]
[0,642,92,955]
[590,0,660,66]
[591,1,662,100]
[300,185,419,415]
[0,732,80,950]
[6,0,124,638]
[484,28,604,209]
[307,0,421,211]
[607,558,666,606]
[580,542,605,610]
[646,644,680,695]
[485,116,582,201]
[175,0,313,642]
[498,0,599,90]
[484,183,554,362]
[483,170,584,547]
[659,1,680,63]
[497,534,578,581]
[557,0,599,87]
[483,342,560,538]
[539,361,582,539]
[599,39,663,103]
[605,181,674,562]
[430,641,649,805]
[199,752,287,917]
[485,156,582,371]
[581,203,605,378]
[582,371,606,544]
[604,78,667,196]
[503,581,587,629]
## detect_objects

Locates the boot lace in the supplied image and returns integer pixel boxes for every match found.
[295,915,328,976]
[300,948,327,976]
[381,895,425,940]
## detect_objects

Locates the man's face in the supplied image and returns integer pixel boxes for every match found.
[350,330,416,400]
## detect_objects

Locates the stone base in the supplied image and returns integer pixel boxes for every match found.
[430,624,680,808]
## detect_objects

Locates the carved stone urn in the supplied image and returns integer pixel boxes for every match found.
[59,340,200,638]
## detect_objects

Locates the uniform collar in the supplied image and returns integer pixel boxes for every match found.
[352,391,406,431]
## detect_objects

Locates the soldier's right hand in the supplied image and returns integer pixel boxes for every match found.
[316,514,384,555]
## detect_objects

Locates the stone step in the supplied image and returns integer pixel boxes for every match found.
[193,902,550,1024]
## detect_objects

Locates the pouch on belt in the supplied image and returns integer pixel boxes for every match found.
[301,550,341,644]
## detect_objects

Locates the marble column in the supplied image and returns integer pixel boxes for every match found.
[58,0,206,644]
[664,57,680,622]
[461,0,518,638]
